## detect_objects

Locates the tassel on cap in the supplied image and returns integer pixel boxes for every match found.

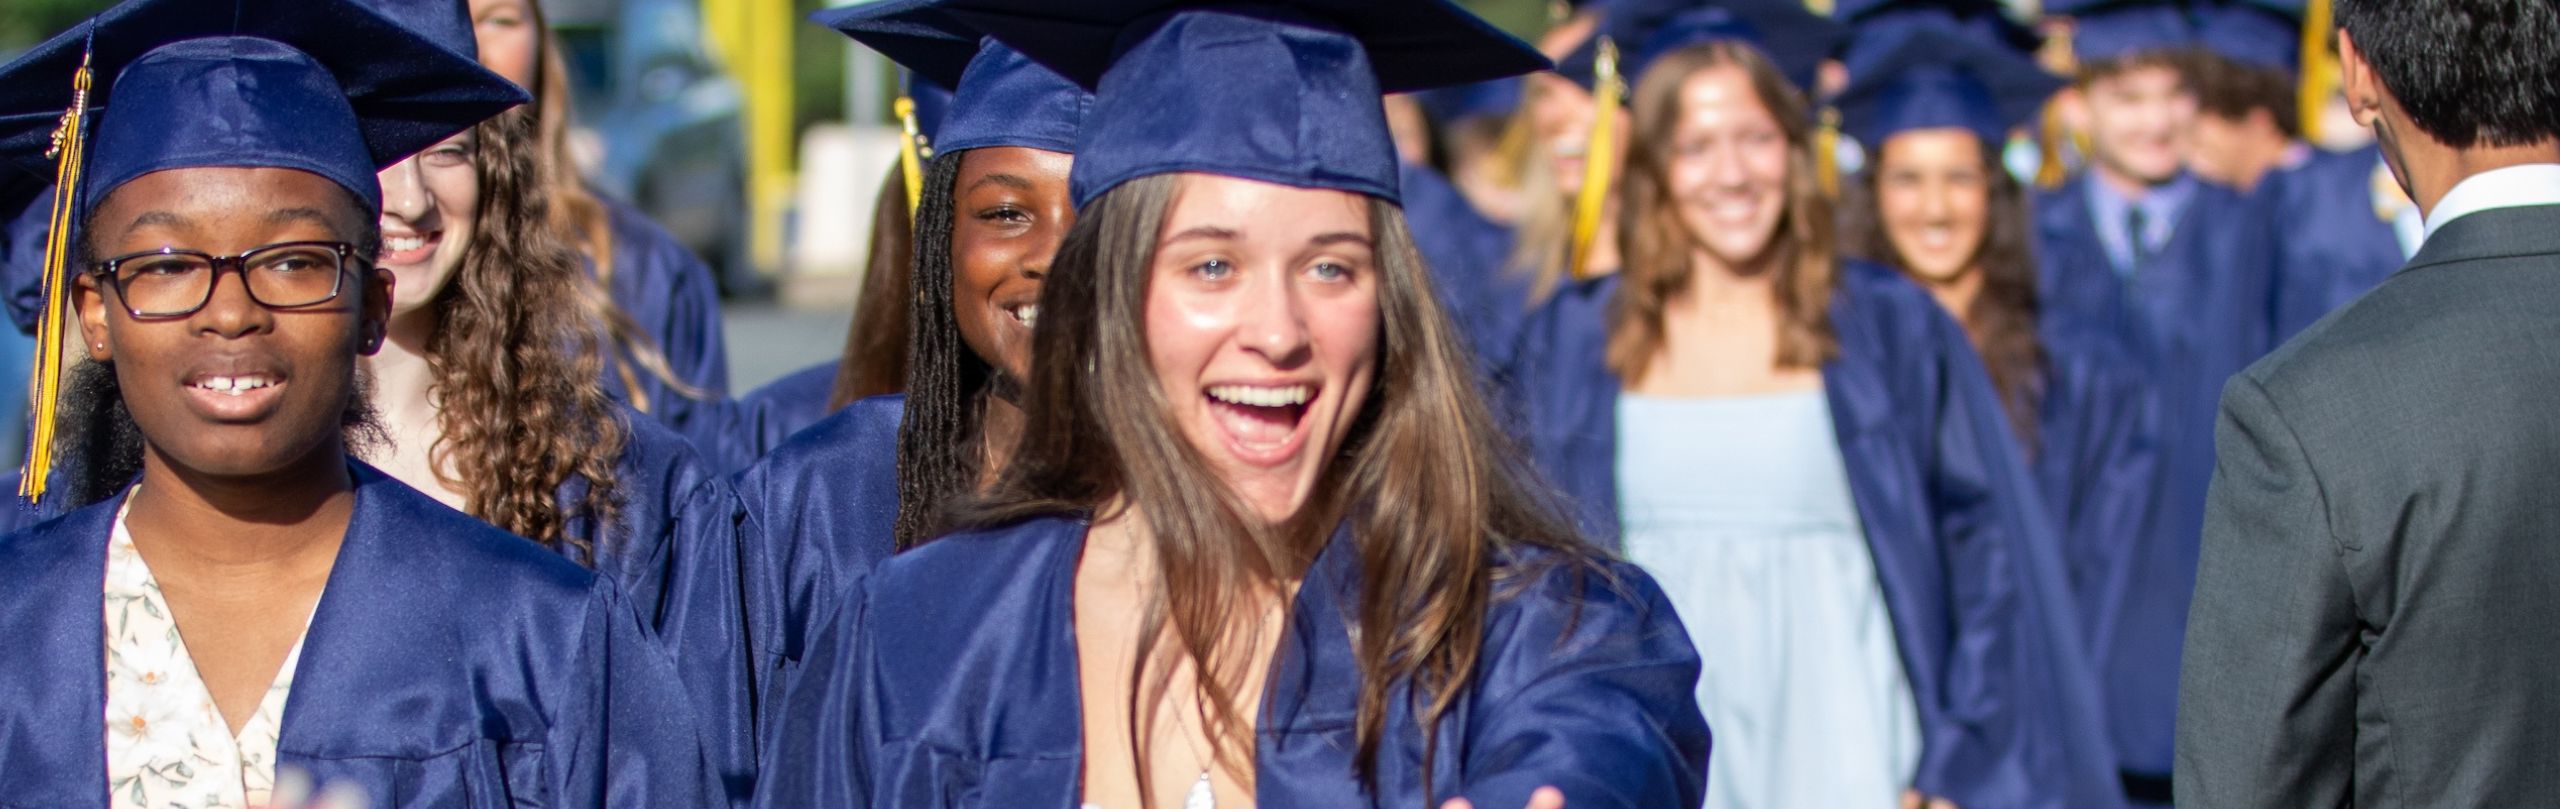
[23,44,93,502]
[894,94,932,221]
[2298,0,2336,144]
[1568,36,1622,281]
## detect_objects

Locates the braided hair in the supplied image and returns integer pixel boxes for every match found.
[890,151,987,550]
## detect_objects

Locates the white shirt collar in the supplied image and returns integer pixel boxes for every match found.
[2422,163,2560,240]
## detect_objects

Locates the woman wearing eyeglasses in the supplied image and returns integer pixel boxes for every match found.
[0,0,718,804]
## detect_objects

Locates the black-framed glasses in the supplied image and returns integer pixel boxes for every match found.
[90,241,364,318]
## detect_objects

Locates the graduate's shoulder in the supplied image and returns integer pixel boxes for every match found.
[351,465,605,593]
[741,393,905,495]
[859,513,1081,602]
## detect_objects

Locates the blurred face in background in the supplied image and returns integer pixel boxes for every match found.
[471,0,540,89]
[1874,129,1993,283]
[1662,63,1791,269]
[1527,73,1630,202]
[2079,61,2197,187]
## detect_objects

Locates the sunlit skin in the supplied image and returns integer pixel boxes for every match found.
[1875,128,1994,316]
[2077,63,2198,195]
[74,167,391,741]
[949,146,1074,474]
[367,130,483,509]
[1527,72,1629,201]
[2189,107,2294,192]
[469,0,539,89]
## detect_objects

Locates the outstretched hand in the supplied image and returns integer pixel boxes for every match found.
[1441,786,1565,809]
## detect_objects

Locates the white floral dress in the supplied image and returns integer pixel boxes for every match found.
[102,498,315,809]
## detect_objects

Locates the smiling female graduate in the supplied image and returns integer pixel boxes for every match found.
[0,0,719,804]
[729,0,1092,766]
[1504,4,2123,808]
[751,1,1708,808]
[1833,22,2160,718]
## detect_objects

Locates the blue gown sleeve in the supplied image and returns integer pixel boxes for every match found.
[556,576,729,806]
[2039,336,2161,654]
[749,570,878,808]
[1451,560,1709,809]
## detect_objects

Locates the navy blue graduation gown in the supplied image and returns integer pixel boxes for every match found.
[696,359,843,474]
[1399,162,1528,377]
[754,515,1708,808]
[2031,173,2278,780]
[591,192,733,457]
[2031,318,2160,666]
[0,463,719,807]
[730,394,903,757]
[1508,260,2123,809]
[2262,145,2407,342]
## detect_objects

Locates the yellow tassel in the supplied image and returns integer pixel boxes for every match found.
[1816,107,1842,199]
[2299,0,2337,145]
[24,48,94,502]
[894,95,930,222]
[1568,37,1622,282]
[2034,22,2078,189]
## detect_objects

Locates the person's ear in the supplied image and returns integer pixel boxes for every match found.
[357,266,393,356]
[2337,29,2385,129]
[74,272,112,363]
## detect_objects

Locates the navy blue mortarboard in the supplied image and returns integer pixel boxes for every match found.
[1414,77,1524,128]
[0,0,527,216]
[1556,0,1848,94]
[814,0,1091,155]
[357,0,479,59]
[1835,1,2038,76]
[2047,1,2198,64]
[940,0,1550,207]
[2194,1,2301,72]
[904,72,955,144]
[1836,24,2062,150]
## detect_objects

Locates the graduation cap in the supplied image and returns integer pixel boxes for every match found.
[1556,0,1848,93]
[1413,77,1525,128]
[1834,0,2038,76]
[2193,0,2301,72]
[357,0,480,60]
[0,0,525,498]
[1836,24,2063,152]
[2044,0,2199,65]
[938,0,1550,207]
[814,0,1091,156]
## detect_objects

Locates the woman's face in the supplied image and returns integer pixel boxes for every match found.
[1144,174,1380,523]
[950,146,1075,384]
[1527,73,1629,201]
[1663,64,1793,268]
[376,130,480,317]
[1875,128,1993,283]
[76,168,392,479]
[470,0,540,89]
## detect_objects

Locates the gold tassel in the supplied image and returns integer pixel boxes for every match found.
[1816,106,1842,199]
[2299,0,2337,145]
[894,94,931,221]
[1568,37,1622,282]
[24,47,95,501]
[2034,21,2078,189]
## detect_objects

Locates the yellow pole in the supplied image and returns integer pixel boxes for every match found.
[702,0,795,275]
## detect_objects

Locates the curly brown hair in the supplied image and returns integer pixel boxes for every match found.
[429,105,629,558]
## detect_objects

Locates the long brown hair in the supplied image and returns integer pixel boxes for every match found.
[1610,42,1838,382]
[524,0,702,410]
[829,160,915,409]
[1840,138,2048,447]
[959,174,1597,802]
[429,105,628,558]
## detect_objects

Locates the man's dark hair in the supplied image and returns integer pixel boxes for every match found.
[2193,52,2301,139]
[2336,0,2560,148]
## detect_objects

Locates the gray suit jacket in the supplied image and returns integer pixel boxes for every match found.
[2178,203,2560,807]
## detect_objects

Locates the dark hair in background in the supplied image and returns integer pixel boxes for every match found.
[1839,140,2050,449]
[829,161,915,409]
[891,150,983,550]
[958,173,1601,801]
[2335,0,2560,149]
[2076,48,2199,89]
[1614,42,1839,380]
[2191,52,2301,138]
[60,187,388,508]
[426,106,628,560]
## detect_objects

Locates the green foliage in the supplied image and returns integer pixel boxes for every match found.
[0,0,110,54]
